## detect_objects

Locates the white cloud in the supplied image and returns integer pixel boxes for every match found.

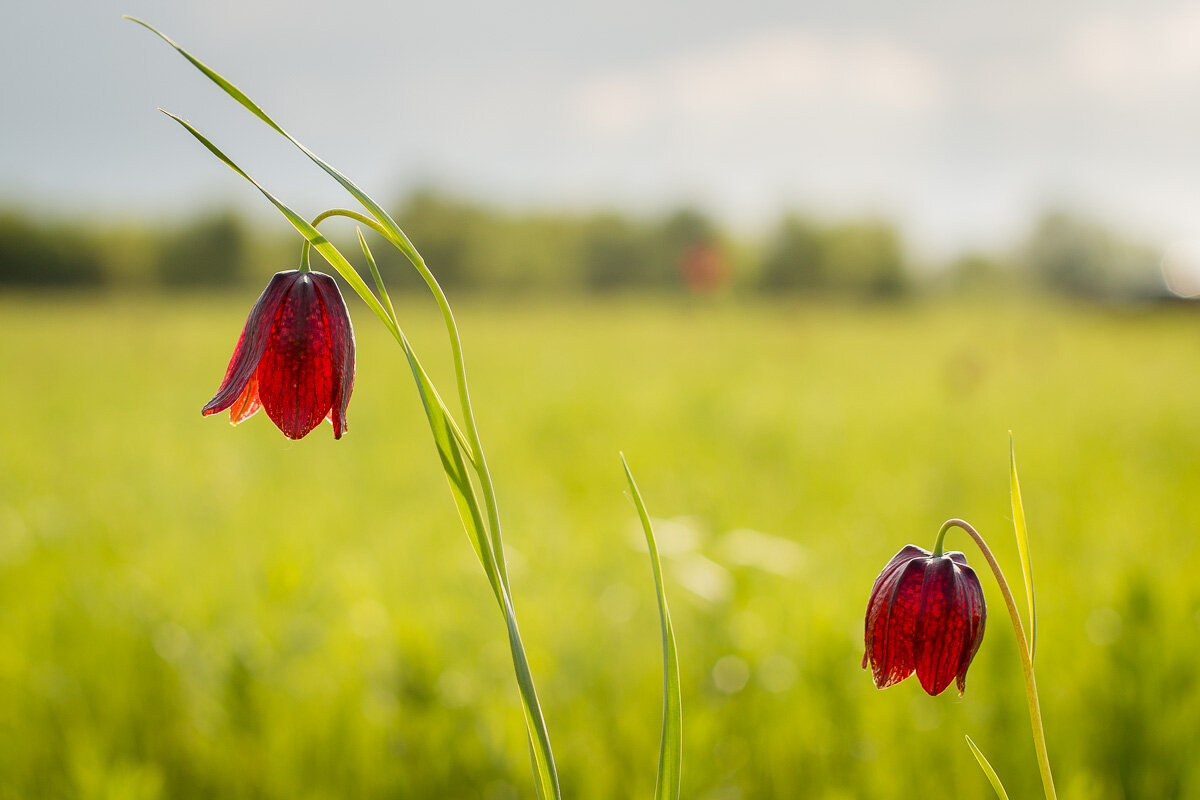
[1062,3,1200,100]
[570,29,945,138]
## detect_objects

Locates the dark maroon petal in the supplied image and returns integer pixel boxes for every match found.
[203,272,298,417]
[866,545,929,598]
[866,557,926,688]
[309,272,355,439]
[955,563,987,695]
[864,545,927,671]
[257,273,337,440]
[914,556,973,695]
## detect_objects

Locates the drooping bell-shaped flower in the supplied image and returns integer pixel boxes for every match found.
[203,269,355,439]
[863,544,986,696]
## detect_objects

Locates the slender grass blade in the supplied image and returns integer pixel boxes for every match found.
[127,17,425,270]
[354,230,473,462]
[158,111,391,331]
[966,735,1012,800]
[357,228,398,324]
[622,455,682,800]
[1009,433,1036,660]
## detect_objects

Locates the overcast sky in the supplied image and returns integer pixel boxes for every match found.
[6,1,1200,255]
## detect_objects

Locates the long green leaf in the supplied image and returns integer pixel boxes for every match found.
[156,109,559,799]
[404,343,492,571]
[130,17,516,625]
[131,11,514,626]
[126,17,424,267]
[966,735,1012,800]
[360,233,558,800]
[355,230,475,465]
[498,587,560,800]
[622,455,682,800]
[158,111,393,332]
[162,110,490,570]
[1009,433,1036,660]
[357,228,398,324]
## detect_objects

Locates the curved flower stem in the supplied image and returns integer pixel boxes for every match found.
[301,208,511,591]
[301,209,387,272]
[938,519,1058,800]
[301,210,476,462]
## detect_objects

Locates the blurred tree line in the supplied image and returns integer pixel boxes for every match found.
[0,194,1171,301]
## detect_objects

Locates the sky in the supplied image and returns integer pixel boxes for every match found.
[6,0,1200,257]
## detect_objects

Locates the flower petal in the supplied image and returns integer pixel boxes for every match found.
[955,563,987,695]
[865,556,926,688]
[257,273,338,440]
[867,545,929,598]
[202,272,296,417]
[228,373,262,425]
[914,556,972,695]
[864,545,927,671]
[310,272,355,439]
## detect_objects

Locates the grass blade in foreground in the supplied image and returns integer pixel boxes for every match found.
[622,455,682,800]
[966,735,1012,800]
[1009,433,1036,659]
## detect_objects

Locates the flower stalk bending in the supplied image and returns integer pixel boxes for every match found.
[936,519,1058,800]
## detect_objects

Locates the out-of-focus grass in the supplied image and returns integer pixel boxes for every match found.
[0,294,1197,799]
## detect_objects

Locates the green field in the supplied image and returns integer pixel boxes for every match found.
[1,294,1197,799]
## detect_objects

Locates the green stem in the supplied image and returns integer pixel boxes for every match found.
[300,209,387,271]
[301,210,477,462]
[931,520,950,558]
[301,207,510,591]
[939,519,1058,800]
[374,224,511,592]
[377,222,548,789]
[301,206,541,785]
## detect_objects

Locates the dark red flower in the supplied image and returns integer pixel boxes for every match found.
[202,270,355,440]
[862,544,986,696]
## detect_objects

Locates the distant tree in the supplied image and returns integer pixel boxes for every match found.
[657,208,716,261]
[0,213,105,286]
[759,215,827,291]
[579,213,654,291]
[656,208,729,293]
[759,215,907,296]
[1023,210,1162,300]
[823,220,907,297]
[943,251,1015,294]
[479,214,582,293]
[157,211,248,288]
[396,190,484,289]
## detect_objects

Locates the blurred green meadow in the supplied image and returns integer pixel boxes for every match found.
[1,293,1198,799]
